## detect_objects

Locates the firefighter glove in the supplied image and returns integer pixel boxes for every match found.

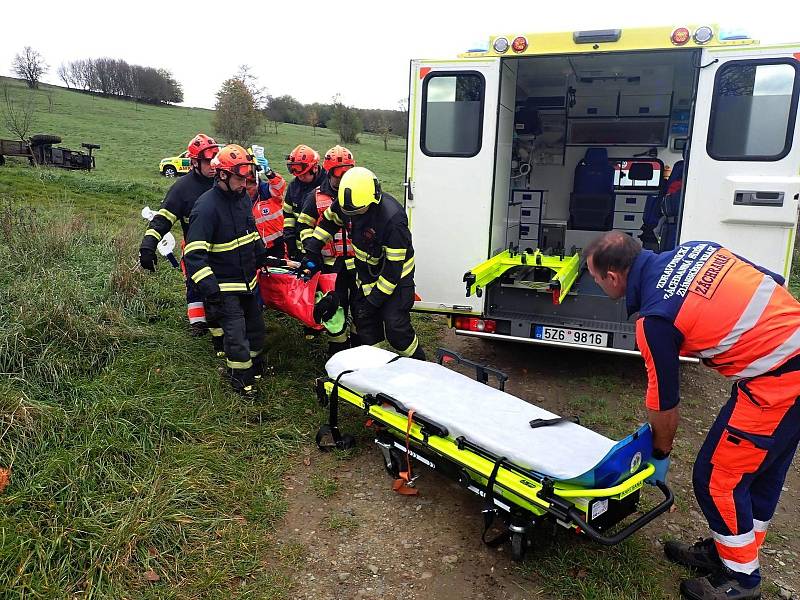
[314,292,340,324]
[139,247,157,272]
[204,292,225,323]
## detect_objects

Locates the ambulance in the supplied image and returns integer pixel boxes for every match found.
[404,25,800,355]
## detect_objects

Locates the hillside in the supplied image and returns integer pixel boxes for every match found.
[0,76,407,196]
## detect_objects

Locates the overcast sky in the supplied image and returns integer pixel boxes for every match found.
[2,1,796,111]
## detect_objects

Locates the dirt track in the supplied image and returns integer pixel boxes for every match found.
[273,330,800,599]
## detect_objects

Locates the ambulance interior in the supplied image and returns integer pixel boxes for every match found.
[486,50,700,342]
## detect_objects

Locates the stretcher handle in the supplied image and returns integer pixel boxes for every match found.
[435,348,509,391]
[373,393,449,438]
[566,481,674,546]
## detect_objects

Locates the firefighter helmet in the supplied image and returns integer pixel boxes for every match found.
[323,145,355,178]
[338,167,382,215]
[211,144,257,178]
[187,133,219,160]
[286,144,319,177]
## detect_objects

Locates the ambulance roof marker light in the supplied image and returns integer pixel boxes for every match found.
[719,28,751,41]
[671,27,691,46]
[693,26,714,44]
[512,36,528,53]
[493,37,510,53]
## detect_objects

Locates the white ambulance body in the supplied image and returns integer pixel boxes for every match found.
[404,25,800,355]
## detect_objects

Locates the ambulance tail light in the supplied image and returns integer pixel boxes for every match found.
[671,27,691,46]
[512,36,528,53]
[454,317,497,333]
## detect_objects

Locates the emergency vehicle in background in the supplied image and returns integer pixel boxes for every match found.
[404,25,800,355]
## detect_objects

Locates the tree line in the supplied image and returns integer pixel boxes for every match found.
[264,94,408,140]
[55,57,183,104]
[214,66,409,150]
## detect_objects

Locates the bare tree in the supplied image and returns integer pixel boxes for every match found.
[236,64,267,109]
[57,63,71,88]
[307,108,320,136]
[377,116,392,151]
[1,85,37,148]
[12,47,49,89]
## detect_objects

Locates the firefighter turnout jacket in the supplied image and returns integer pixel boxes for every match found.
[627,241,800,412]
[141,169,214,253]
[283,169,327,255]
[305,192,414,308]
[297,178,354,266]
[184,183,267,297]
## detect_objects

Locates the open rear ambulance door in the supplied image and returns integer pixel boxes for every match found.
[681,47,800,279]
[404,58,502,315]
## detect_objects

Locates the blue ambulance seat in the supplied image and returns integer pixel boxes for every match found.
[639,160,684,252]
[568,148,615,231]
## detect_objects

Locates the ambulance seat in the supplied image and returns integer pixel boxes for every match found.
[568,147,615,231]
[639,160,685,252]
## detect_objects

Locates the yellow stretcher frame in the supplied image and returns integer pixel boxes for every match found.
[463,249,583,304]
[315,373,674,557]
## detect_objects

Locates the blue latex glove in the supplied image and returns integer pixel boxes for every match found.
[646,457,670,485]
[256,155,269,173]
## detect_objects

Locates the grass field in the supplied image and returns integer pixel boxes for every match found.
[1,77,799,599]
[0,78,421,598]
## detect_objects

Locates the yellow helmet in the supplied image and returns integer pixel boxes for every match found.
[338,166,382,215]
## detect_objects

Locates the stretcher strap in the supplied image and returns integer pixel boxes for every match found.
[481,456,509,547]
[392,409,419,496]
[529,416,580,429]
[330,370,355,405]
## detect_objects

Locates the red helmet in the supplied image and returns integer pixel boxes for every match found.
[187,133,219,160]
[286,144,319,177]
[210,144,257,178]
[323,145,355,178]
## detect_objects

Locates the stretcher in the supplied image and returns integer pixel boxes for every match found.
[315,346,673,560]
[463,248,584,304]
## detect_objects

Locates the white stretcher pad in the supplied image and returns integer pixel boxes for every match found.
[326,346,622,482]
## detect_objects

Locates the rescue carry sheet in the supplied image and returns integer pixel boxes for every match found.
[325,346,652,486]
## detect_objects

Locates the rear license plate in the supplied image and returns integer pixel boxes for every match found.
[534,325,608,347]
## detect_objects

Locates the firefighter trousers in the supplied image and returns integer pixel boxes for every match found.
[354,284,425,360]
[217,293,265,389]
[692,356,800,587]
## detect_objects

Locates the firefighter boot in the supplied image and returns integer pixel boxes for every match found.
[665,538,723,573]
[211,334,225,358]
[227,368,258,399]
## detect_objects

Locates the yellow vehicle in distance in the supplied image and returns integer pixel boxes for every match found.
[159,151,191,177]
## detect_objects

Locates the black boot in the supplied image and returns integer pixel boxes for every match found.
[227,368,257,399]
[327,340,350,359]
[211,335,225,358]
[665,538,722,573]
[188,321,208,337]
[680,571,761,600]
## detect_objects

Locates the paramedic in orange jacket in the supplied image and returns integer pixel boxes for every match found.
[585,231,800,600]
[245,156,287,257]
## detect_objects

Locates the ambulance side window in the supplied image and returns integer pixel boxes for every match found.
[421,72,484,157]
[707,60,799,161]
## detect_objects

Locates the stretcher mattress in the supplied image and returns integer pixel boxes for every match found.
[326,346,650,485]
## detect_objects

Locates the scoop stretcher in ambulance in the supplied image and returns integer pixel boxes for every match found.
[315,345,673,561]
[464,248,584,305]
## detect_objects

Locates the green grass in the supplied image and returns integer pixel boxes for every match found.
[0,77,407,198]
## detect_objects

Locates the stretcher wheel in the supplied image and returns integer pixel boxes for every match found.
[511,532,527,562]
[315,425,355,452]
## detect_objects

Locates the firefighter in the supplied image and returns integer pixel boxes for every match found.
[298,145,357,355]
[282,144,327,261]
[585,230,800,600]
[139,133,219,341]
[245,149,287,257]
[304,167,425,360]
[183,145,269,398]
